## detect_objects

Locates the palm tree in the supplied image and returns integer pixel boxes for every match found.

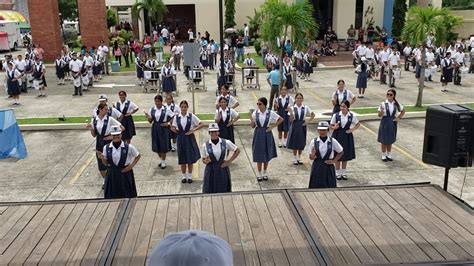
[132,0,167,35]
[402,6,461,107]
[260,0,318,88]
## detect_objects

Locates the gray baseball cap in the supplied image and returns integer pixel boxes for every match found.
[147,230,233,266]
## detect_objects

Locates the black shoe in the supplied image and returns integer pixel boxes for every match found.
[341,175,348,180]
[386,157,393,161]
[263,175,268,181]
[278,143,282,148]
[336,175,342,180]
[187,178,193,183]
[298,160,303,165]
[101,184,104,190]
[72,94,78,96]
[181,178,187,183]
[257,176,263,182]
[382,158,388,162]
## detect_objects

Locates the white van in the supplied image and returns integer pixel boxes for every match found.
[0,21,21,51]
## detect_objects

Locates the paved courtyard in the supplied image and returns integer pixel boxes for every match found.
[0,61,473,205]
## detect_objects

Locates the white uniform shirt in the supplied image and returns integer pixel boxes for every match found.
[148,106,175,122]
[102,142,139,166]
[164,103,180,115]
[84,56,94,67]
[215,107,239,122]
[244,26,249,37]
[330,111,359,129]
[332,89,355,103]
[425,52,435,63]
[116,100,139,114]
[161,65,176,76]
[172,113,201,131]
[188,30,194,40]
[6,68,21,79]
[380,50,390,62]
[356,45,367,57]
[171,45,180,55]
[92,106,122,120]
[98,45,109,58]
[161,28,169,38]
[403,46,412,56]
[215,94,238,107]
[14,60,26,71]
[288,104,314,118]
[201,138,238,161]
[365,48,375,59]
[69,59,83,72]
[251,109,281,126]
[274,95,294,108]
[440,57,453,67]
[377,100,404,117]
[453,52,465,64]
[309,137,343,160]
[92,116,121,136]
[145,59,158,69]
[388,52,400,67]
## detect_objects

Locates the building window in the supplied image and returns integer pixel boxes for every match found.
[355,0,364,29]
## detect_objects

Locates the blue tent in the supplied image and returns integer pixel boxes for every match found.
[0,109,27,159]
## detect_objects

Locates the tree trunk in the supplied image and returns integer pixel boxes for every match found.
[415,46,426,107]
[278,26,288,90]
[149,16,153,35]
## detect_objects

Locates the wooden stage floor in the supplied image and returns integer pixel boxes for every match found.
[0,184,472,265]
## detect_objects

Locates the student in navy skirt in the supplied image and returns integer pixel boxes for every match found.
[202,123,240,193]
[273,87,294,148]
[55,54,66,85]
[116,91,139,144]
[171,100,204,183]
[302,51,313,81]
[86,102,123,187]
[440,52,454,92]
[330,100,360,180]
[165,94,180,151]
[145,95,175,169]
[161,59,177,96]
[215,96,240,143]
[331,79,356,114]
[135,54,145,85]
[215,85,239,109]
[97,126,140,199]
[356,57,369,98]
[309,121,343,188]
[283,57,294,91]
[251,97,283,182]
[6,62,21,105]
[287,93,315,165]
[377,89,405,162]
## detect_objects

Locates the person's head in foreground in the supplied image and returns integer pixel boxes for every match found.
[147,230,233,266]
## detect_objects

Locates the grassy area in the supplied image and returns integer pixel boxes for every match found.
[351,103,474,114]
[235,52,266,69]
[17,112,251,125]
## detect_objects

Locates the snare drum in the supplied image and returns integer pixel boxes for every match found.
[460,67,469,79]
[393,69,401,79]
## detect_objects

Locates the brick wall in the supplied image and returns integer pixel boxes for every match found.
[77,0,108,48]
[27,0,62,61]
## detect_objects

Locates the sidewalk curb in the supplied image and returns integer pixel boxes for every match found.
[18,112,426,131]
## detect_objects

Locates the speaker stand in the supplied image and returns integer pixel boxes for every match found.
[443,167,450,191]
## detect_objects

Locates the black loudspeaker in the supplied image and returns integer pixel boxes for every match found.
[423,104,474,168]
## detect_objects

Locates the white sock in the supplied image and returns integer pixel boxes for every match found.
[188,173,193,179]
[283,138,287,145]
[335,169,340,176]
[258,171,262,177]
[297,154,301,160]
[263,170,267,176]
[382,152,387,158]
[387,152,392,158]
[341,169,346,175]
[294,155,298,161]
[279,139,282,144]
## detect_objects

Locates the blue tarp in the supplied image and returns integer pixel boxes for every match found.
[0,109,27,159]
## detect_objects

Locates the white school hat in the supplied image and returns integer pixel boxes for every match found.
[208,123,219,132]
[317,121,330,130]
[98,94,108,101]
[110,126,122,135]
[147,230,233,266]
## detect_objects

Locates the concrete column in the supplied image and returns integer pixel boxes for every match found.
[333,0,356,38]
[77,0,109,48]
[27,0,62,61]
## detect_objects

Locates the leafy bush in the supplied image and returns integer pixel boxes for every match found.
[109,36,125,46]
[63,28,79,46]
[119,29,134,42]
[311,56,318,67]
[72,36,82,49]
[253,40,261,55]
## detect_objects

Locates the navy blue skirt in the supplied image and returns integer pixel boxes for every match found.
[163,76,176,93]
[177,132,201,164]
[287,120,307,150]
[203,163,232,193]
[285,74,293,89]
[309,159,337,188]
[218,123,235,144]
[152,122,170,153]
[377,116,397,145]
[96,136,111,172]
[56,67,65,79]
[277,110,290,132]
[332,128,355,161]
[136,67,144,78]
[303,61,313,74]
[441,68,453,83]
[7,79,20,96]
[252,127,277,163]
[121,115,136,140]
[93,65,102,76]
[356,71,368,88]
[104,167,137,199]
[201,58,209,67]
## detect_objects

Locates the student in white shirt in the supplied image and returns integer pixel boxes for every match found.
[165,94,180,151]
[379,45,391,84]
[201,123,240,193]
[69,53,83,96]
[116,91,139,144]
[387,49,400,88]
[215,85,239,109]
[215,97,240,144]
[425,47,435,82]
[453,47,465,85]
[308,121,343,188]
[273,87,294,148]
[377,89,405,161]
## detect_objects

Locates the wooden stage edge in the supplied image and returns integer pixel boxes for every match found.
[0,183,472,265]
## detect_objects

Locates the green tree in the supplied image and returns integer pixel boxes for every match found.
[107,9,117,29]
[132,0,168,35]
[261,0,318,87]
[392,0,407,38]
[225,0,236,29]
[402,6,462,106]
[58,0,78,21]
[246,8,263,39]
